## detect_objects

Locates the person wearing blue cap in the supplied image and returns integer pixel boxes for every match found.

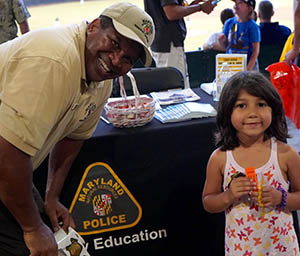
[218,0,261,71]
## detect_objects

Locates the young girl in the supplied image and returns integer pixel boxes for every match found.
[218,0,260,71]
[202,71,300,255]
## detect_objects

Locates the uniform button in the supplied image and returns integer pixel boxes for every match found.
[71,103,79,110]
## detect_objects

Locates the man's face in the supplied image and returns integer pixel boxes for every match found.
[85,18,143,82]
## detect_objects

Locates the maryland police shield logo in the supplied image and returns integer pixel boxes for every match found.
[69,163,142,235]
[92,194,112,216]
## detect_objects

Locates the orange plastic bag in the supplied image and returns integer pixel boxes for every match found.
[266,62,300,129]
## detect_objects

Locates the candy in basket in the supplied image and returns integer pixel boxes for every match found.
[104,71,155,128]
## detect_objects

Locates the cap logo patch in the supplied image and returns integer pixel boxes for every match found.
[134,19,153,44]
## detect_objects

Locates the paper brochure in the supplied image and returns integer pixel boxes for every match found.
[154,102,216,123]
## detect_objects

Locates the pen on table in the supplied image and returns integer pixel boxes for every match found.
[100,116,110,124]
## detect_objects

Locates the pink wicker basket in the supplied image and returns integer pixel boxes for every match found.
[104,72,155,128]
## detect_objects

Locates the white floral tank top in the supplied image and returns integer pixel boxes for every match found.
[223,138,300,255]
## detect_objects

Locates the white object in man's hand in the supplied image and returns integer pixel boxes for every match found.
[54,227,90,256]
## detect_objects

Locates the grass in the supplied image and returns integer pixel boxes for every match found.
[26,0,294,52]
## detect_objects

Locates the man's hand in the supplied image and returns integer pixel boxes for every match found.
[190,0,204,4]
[285,48,299,65]
[200,0,216,14]
[44,198,75,233]
[24,223,58,256]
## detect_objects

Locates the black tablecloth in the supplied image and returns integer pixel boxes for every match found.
[35,89,223,255]
[34,88,300,255]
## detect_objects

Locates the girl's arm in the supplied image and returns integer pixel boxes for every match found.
[247,42,260,71]
[202,150,232,213]
[202,152,231,213]
[202,149,255,213]
[202,149,253,213]
[252,143,300,210]
[283,144,300,211]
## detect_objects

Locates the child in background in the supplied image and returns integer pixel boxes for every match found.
[218,0,261,71]
[203,8,234,52]
[202,71,300,255]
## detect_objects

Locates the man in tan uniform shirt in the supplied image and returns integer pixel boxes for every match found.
[0,2,154,255]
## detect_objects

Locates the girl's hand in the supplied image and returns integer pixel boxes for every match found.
[251,185,282,207]
[228,177,254,202]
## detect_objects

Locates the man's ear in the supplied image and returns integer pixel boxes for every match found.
[87,18,100,33]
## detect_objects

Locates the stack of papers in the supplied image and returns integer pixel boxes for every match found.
[154,102,217,123]
[200,82,215,96]
[150,88,200,106]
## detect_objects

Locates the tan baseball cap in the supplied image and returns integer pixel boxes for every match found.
[101,2,155,67]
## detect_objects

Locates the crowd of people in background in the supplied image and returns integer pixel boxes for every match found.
[203,0,292,50]
[143,0,297,78]
[0,0,298,74]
